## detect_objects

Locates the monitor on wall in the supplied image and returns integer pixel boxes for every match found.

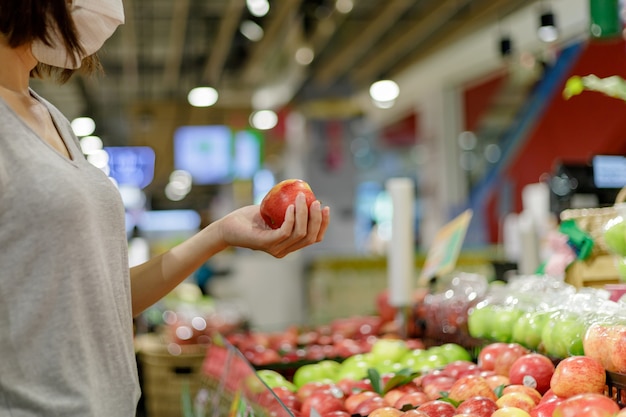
[173,125,233,185]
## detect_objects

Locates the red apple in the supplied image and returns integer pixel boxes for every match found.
[344,391,382,415]
[400,410,430,417]
[582,323,615,371]
[416,400,457,417]
[477,343,511,371]
[321,412,351,417]
[383,386,421,407]
[352,396,388,416]
[300,391,346,417]
[502,385,542,405]
[483,374,509,390]
[260,179,317,229]
[393,391,429,409]
[448,375,497,403]
[491,408,531,417]
[549,355,606,398]
[508,353,555,394]
[296,382,335,402]
[496,392,536,413]
[529,398,563,417]
[608,325,626,373]
[272,387,302,411]
[368,406,404,417]
[455,396,499,417]
[552,393,620,417]
[420,374,456,400]
[493,344,530,377]
[443,361,480,379]
[384,388,409,407]
[336,378,373,396]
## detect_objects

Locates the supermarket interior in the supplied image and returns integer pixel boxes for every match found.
[23,0,626,416]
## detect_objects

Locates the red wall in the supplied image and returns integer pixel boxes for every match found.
[465,38,626,243]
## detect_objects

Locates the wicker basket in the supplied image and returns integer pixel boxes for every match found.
[561,187,626,288]
[559,187,626,257]
[136,334,207,417]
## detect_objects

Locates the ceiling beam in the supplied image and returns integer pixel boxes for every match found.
[350,0,473,86]
[314,0,416,87]
[390,0,532,77]
[241,0,303,85]
[119,0,139,101]
[202,0,246,85]
[161,0,191,92]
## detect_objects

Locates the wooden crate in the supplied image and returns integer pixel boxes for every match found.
[565,255,621,288]
[136,335,207,417]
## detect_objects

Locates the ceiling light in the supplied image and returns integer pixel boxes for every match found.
[247,0,270,17]
[250,110,278,130]
[79,135,103,155]
[335,0,354,14]
[187,87,218,107]
[295,46,314,65]
[369,79,399,108]
[71,116,96,137]
[538,11,559,42]
[240,20,264,41]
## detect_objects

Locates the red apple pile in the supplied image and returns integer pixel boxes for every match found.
[256,342,624,417]
[225,316,426,367]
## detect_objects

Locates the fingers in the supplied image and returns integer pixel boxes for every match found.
[271,197,329,257]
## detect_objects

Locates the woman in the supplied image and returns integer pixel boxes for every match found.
[0,1,330,415]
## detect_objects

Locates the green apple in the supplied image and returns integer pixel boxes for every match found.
[604,217,626,256]
[552,317,585,357]
[256,369,289,389]
[512,311,550,350]
[410,349,449,372]
[317,359,341,378]
[373,358,405,374]
[399,349,429,372]
[437,343,472,362]
[335,353,374,381]
[468,304,493,338]
[370,338,409,365]
[293,363,334,388]
[542,313,585,358]
[489,307,524,342]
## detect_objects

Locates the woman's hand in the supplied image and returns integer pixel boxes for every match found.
[217,193,330,258]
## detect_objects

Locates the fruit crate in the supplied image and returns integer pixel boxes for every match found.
[135,334,207,417]
[565,255,621,288]
[606,371,626,407]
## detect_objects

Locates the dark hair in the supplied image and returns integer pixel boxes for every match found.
[0,0,101,83]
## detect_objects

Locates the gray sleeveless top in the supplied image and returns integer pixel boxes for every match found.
[0,90,140,416]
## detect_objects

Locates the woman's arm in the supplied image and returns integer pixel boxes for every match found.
[129,193,330,316]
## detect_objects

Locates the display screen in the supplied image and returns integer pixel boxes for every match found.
[593,155,626,189]
[173,125,233,185]
[105,146,155,189]
[234,129,263,180]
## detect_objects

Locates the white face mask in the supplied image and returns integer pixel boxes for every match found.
[31,0,125,69]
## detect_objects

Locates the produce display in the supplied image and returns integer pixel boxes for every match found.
[245,274,626,417]
[224,315,426,367]
[254,339,624,417]
[176,272,626,417]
